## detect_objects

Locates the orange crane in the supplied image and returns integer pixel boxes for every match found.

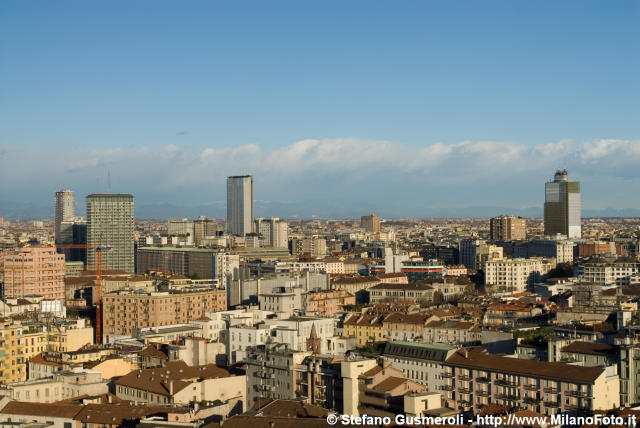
[56,244,111,344]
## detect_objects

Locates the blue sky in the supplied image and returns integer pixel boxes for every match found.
[0,1,638,216]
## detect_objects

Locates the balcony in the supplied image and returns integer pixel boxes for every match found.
[441,372,454,378]
[543,387,558,394]
[459,374,472,382]
[566,390,591,398]
[441,385,455,391]
[544,401,560,408]
[496,394,519,402]
[457,387,472,395]
[495,379,518,387]
[476,389,491,397]
[523,384,538,391]
[476,376,491,384]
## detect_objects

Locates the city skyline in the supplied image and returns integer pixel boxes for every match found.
[1,1,638,215]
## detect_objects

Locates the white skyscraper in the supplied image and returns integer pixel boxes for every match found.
[54,190,75,244]
[226,175,254,236]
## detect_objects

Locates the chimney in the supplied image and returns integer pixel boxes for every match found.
[169,380,174,396]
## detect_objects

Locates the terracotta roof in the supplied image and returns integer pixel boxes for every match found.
[383,312,432,325]
[361,365,384,377]
[370,283,433,291]
[332,276,380,284]
[0,401,81,418]
[74,403,190,424]
[251,399,330,418]
[115,360,231,396]
[561,341,617,356]
[139,343,169,360]
[446,347,604,383]
[29,353,63,367]
[372,376,407,392]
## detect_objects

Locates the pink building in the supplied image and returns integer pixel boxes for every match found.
[0,246,66,300]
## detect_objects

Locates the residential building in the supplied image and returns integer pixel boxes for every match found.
[474,244,504,271]
[245,344,310,405]
[227,175,254,236]
[459,239,483,270]
[194,216,218,246]
[115,360,246,408]
[304,289,355,316]
[343,313,385,346]
[544,169,581,239]
[422,319,482,345]
[137,246,239,281]
[331,276,380,303]
[86,194,135,272]
[443,346,619,414]
[254,217,288,248]
[0,368,108,403]
[577,255,640,285]
[515,239,575,264]
[361,214,381,233]
[167,218,194,237]
[382,341,457,392]
[0,245,66,300]
[258,286,305,317]
[490,216,526,241]
[291,236,327,257]
[102,288,227,340]
[229,272,329,307]
[355,362,426,415]
[485,257,555,292]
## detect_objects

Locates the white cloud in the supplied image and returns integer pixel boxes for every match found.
[1,137,639,208]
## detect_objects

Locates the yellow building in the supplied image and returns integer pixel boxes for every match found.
[343,313,385,346]
[0,319,26,383]
[46,319,94,353]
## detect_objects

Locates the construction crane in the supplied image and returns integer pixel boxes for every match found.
[56,244,111,344]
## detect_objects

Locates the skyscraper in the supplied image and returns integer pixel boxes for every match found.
[226,175,254,236]
[54,190,75,244]
[544,170,581,239]
[86,194,135,272]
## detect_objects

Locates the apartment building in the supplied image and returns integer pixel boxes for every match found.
[443,347,619,415]
[245,344,311,405]
[485,257,555,292]
[490,216,526,241]
[382,341,457,392]
[331,276,380,303]
[514,239,575,265]
[360,214,381,233]
[383,313,435,342]
[304,289,355,316]
[578,256,640,285]
[102,288,227,340]
[422,319,482,346]
[1,368,108,403]
[116,360,246,408]
[291,236,327,257]
[343,313,385,346]
[137,246,240,281]
[0,245,65,300]
[254,217,288,248]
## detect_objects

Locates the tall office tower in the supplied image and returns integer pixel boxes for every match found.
[254,217,289,248]
[86,194,135,273]
[544,170,581,239]
[489,215,526,241]
[226,175,254,236]
[54,190,75,244]
[361,214,381,233]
